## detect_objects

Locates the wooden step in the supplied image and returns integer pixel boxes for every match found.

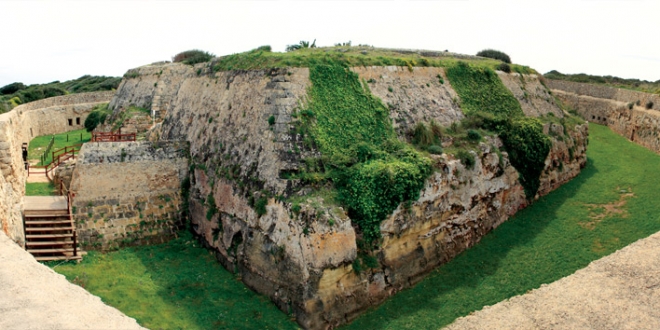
[24,211,69,217]
[25,226,73,232]
[25,220,71,225]
[26,241,73,246]
[28,248,74,254]
[26,233,73,239]
[35,255,82,262]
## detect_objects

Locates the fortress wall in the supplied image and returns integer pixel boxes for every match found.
[546,79,660,111]
[548,79,660,154]
[69,141,188,250]
[110,64,588,328]
[0,92,112,244]
[307,123,588,326]
[498,73,564,118]
[352,66,464,135]
[609,107,660,154]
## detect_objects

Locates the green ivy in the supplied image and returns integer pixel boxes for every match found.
[300,60,432,245]
[445,62,553,199]
[500,117,551,199]
[446,62,523,118]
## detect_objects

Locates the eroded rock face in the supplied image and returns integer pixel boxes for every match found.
[109,63,588,329]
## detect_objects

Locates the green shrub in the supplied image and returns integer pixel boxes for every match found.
[412,122,434,147]
[84,103,111,132]
[268,115,275,126]
[467,129,482,142]
[255,197,268,216]
[497,63,512,73]
[173,50,215,65]
[427,145,443,155]
[500,117,551,198]
[476,49,511,64]
[456,150,475,170]
[0,82,26,95]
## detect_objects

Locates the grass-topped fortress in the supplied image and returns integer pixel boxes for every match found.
[0,44,609,328]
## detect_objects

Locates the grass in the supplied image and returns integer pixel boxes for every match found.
[49,124,660,329]
[212,46,536,74]
[345,123,660,329]
[28,129,91,165]
[25,182,56,196]
[51,231,298,330]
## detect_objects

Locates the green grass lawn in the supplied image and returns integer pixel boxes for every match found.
[25,182,56,196]
[28,129,91,165]
[51,232,298,330]
[51,124,660,329]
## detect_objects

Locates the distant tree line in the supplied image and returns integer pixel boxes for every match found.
[0,75,121,113]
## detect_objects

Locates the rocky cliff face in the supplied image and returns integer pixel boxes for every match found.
[110,62,587,329]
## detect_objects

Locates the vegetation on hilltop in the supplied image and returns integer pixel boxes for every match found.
[544,70,660,95]
[476,49,512,64]
[172,49,215,66]
[0,75,120,113]
[211,45,536,74]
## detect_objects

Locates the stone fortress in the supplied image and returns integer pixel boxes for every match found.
[1,56,659,329]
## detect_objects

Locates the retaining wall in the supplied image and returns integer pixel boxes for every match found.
[69,141,188,250]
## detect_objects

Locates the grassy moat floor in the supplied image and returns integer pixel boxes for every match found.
[51,124,660,329]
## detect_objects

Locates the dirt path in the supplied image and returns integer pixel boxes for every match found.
[445,231,660,329]
[0,232,144,330]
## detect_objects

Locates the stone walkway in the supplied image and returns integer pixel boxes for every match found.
[446,231,660,329]
[24,196,68,211]
[0,232,144,329]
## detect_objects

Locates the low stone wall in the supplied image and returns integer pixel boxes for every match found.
[0,92,112,244]
[609,107,660,154]
[70,141,188,250]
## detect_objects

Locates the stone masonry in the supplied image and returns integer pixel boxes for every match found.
[69,141,188,250]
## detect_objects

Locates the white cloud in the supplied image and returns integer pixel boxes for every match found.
[1,0,659,86]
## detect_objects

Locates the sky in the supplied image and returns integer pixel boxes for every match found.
[2,0,659,87]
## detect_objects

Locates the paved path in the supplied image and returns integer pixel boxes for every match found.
[446,231,660,329]
[24,196,67,211]
[0,232,144,329]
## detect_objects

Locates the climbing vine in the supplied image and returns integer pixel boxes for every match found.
[299,60,432,245]
[446,62,550,199]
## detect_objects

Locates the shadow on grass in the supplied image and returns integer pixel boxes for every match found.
[133,235,298,330]
[345,157,599,329]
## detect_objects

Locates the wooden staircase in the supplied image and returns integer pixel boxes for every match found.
[24,196,81,262]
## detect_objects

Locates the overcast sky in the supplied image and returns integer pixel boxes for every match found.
[2,0,659,87]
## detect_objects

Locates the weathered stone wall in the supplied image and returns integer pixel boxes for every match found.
[546,79,660,112]
[352,66,463,136]
[0,92,112,244]
[110,63,587,329]
[69,141,188,250]
[303,124,587,327]
[498,73,564,118]
[548,79,660,154]
[609,107,660,153]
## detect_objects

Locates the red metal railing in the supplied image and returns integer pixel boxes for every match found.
[92,131,136,142]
